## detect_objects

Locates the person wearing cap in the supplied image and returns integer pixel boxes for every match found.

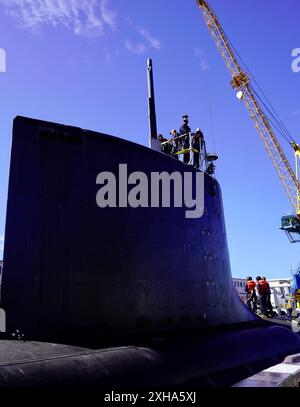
[192,128,205,169]
[170,129,180,159]
[179,114,191,165]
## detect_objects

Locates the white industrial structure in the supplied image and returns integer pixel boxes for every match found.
[232,278,247,303]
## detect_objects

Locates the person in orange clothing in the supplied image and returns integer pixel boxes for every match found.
[256,276,268,316]
[245,276,257,313]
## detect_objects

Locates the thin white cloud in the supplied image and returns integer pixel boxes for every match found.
[125,19,161,54]
[136,27,161,50]
[125,40,146,55]
[200,59,209,72]
[194,47,210,72]
[0,0,117,37]
[0,246,3,251]
[100,0,116,30]
[0,235,4,242]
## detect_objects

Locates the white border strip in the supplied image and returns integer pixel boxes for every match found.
[233,354,300,387]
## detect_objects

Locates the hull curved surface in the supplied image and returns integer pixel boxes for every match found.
[0,116,278,345]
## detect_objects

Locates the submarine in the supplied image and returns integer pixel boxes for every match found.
[0,59,299,388]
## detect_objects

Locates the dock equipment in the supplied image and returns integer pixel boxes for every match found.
[197,0,300,243]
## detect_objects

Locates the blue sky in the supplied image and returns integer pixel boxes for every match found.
[0,0,300,279]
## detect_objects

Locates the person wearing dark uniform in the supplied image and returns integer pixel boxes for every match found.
[192,128,204,169]
[170,129,180,159]
[179,114,191,165]
[262,276,274,316]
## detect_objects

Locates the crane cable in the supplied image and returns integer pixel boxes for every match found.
[223,33,294,146]
[251,88,293,145]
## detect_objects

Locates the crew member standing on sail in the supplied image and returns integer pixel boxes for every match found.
[170,129,180,160]
[179,114,191,165]
[192,128,204,169]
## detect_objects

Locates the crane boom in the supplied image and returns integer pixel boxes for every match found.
[197,0,300,216]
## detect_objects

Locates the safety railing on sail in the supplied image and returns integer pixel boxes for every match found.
[160,132,207,170]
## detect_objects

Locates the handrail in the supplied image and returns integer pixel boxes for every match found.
[160,132,191,145]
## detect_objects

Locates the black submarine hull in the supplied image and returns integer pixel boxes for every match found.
[0,324,300,388]
[0,116,300,387]
[2,116,256,344]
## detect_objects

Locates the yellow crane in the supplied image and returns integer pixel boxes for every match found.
[197,0,300,243]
